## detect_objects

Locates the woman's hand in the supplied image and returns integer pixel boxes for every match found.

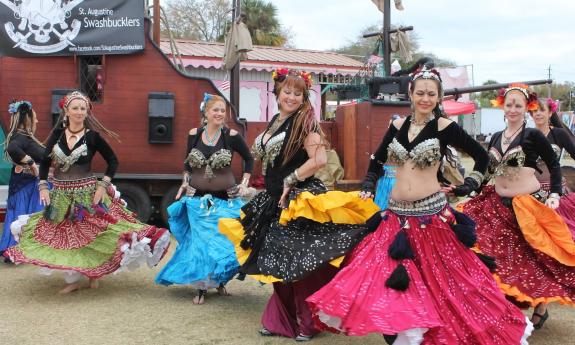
[359,190,374,200]
[175,184,187,200]
[40,189,50,206]
[278,186,291,209]
[546,196,560,209]
[440,183,456,194]
[30,163,39,177]
[93,185,106,205]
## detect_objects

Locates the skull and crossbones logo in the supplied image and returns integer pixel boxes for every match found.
[1,0,83,53]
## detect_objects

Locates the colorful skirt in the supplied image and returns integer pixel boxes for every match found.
[5,177,170,282]
[219,178,380,284]
[155,194,242,289]
[0,173,44,254]
[540,181,575,238]
[374,165,396,210]
[460,185,575,307]
[307,192,531,344]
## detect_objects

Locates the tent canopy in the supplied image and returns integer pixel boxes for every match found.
[443,99,476,116]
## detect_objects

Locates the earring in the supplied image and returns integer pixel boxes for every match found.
[63,116,69,128]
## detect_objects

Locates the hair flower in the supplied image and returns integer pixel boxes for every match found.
[546,98,558,113]
[8,100,32,114]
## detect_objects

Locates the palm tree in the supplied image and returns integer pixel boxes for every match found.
[241,0,287,46]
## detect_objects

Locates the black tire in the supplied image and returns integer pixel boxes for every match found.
[160,184,181,225]
[115,182,152,222]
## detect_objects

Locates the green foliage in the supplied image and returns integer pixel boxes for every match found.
[162,0,290,47]
[531,82,575,111]
[477,80,499,108]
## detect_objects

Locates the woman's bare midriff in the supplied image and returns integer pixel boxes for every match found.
[495,167,541,197]
[390,161,441,201]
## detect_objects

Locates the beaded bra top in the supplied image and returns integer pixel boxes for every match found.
[51,137,88,172]
[252,116,289,176]
[387,137,442,169]
[488,146,526,179]
[185,148,232,179]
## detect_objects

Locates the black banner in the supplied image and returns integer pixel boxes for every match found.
[0,0,145,56]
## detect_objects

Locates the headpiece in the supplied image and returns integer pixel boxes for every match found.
[490,83,538,111]
[59,91,91,110]
[199,93,213,113]
[272,68,313,89]
[545,98,558,113]
[411,66,442,83]
[8,100,32,114]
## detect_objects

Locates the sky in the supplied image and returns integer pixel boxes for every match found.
[268,0,575,85]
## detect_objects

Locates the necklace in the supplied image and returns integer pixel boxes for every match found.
[67,126,85,134]
[203,126,222,146]
[267,114,290,136]
[408,115,433,138]
[502,125,523,145]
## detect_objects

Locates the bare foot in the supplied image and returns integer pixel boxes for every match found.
[217,285,231,296]
[58,283,81,294]
[89,279,99,289]
[193,290,206,305]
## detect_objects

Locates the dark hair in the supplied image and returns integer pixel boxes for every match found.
[409,77,458,167]
[4,101,44,163]
[537,99,575,139]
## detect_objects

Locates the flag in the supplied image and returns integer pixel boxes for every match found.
[371,0,404,12]
[367,55,384,64]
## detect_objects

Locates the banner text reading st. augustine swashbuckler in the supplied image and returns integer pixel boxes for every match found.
[79,7,141,28]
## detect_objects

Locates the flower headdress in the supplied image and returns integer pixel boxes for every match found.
[199,93,213,113]
[272,68,313,89]
[546,98,558,113]
[490,83,538,111]
[59,91,91,110]
[8,100,32,114]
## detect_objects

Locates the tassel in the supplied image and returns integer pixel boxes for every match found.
[388,230,414,260]
[43,204,53,220]
[383,334,398,345]
[385,263,410,291]
[450,208,477,248]
[475,252,497,272]
[65,202,74,220]
[366,212,383,231]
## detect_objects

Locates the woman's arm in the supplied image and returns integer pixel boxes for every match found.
[229,129,254,185]
[555,128,575,161]
[534,130,562,195]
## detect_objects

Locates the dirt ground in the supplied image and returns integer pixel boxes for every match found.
[2,157,575,344]
[1,239,574,345]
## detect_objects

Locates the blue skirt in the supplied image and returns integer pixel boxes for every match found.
[155,194,243,289]
[0,173,43,253]
[374,166,396,210]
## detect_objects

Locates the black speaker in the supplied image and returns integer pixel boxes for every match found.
[148,92,175,143]
[50,89,74,126]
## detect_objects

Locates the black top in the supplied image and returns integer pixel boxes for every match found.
[6,132,45,163]
[184,127,254,174]
[368,117,489,177]
[548,127,575,159]
[39,128,118,180]
[488,127,562,194]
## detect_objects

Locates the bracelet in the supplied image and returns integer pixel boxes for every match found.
[38,180,49,191]
[549,193,560,200]
[294,169,304,181]
[97,179,111,189]
[283,172,298,188]
[467,171,484,186]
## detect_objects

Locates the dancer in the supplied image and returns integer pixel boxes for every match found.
[460,84,575,330]
[374,114,400,210]
[5,91,170,294]
[307,68,532,344]
[531,97,575,193]
[219,68,379,341]
[0,101,45,258]
[155,94,254,305]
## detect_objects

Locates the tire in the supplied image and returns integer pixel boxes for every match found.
[115,182,152,222]
[160,184,181,225]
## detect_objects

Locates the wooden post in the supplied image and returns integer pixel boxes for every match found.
[383,0,391,76]
[230,0,241,118]
[153,0,160,44]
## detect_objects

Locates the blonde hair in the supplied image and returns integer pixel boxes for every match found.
[51,91,120,142]
[201,94,227,126]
